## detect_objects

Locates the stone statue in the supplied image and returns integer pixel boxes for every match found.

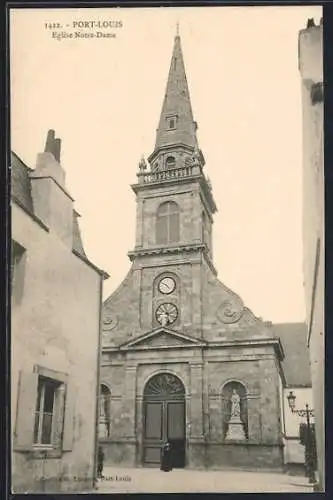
[225,388,246,440]
[139,155,147,172]
[100,394,106,417]
[159,311,169,327]
[191,147,201,166]
[230,389,241,419]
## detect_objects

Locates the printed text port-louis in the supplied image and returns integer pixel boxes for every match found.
[44,20,123,30]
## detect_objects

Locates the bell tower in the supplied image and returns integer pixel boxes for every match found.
[129,32,217,269]
[101,29,284,473]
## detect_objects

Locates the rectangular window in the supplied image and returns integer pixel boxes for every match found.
[14,367,74,455]
[33,376,63,446]
[166,115,177,130]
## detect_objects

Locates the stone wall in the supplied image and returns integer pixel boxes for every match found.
[100,341,283,469]
[103,250,274,347]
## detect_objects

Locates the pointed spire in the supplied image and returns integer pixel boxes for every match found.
[153,33,198,153]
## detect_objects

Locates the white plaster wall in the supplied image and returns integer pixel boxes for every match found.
[283,387,313,464]
[299,22,324,488]
[12,202,102,489]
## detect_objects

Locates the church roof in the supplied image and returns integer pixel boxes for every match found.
[273,322,312,388]
[154,34,198,152]
[11,150,87,259]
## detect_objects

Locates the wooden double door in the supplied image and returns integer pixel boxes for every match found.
[142,373,186,468]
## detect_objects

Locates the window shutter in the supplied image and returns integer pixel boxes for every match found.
[52,384,66,446]
[62,381,76,451]
[14,369,38,451]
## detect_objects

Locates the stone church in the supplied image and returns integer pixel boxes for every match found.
[100,32,286,470]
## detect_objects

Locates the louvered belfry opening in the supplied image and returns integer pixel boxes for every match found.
[142,373,186,468]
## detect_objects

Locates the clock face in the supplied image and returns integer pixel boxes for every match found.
[158,277,176,295]
[156,303,178,326]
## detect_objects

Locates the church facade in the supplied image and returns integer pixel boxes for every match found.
[100,33,285,470]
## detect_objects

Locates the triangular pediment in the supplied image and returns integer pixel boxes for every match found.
[119,327,206,350]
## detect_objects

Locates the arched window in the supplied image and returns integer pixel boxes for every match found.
[144,373,185,399]
[99,384,111,439]
[156,201,180,245]
[222,381,248,440]
[165,155,176,168]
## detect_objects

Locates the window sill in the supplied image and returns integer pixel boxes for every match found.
[28,446,63,459]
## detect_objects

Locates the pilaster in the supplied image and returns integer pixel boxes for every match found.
[121,364,137,438]
[247,393,262,441]
[189,362,204,438]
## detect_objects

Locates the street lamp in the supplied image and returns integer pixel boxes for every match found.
[287,391,317,484]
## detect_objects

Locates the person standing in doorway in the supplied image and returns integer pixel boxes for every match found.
[97,445,105,479]
[160,441,172,472]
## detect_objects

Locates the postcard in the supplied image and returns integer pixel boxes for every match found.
[9,5,324,494]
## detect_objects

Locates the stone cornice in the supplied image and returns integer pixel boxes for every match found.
[128,242,205,261]
[102,337,284,360]
[128,242,217,275]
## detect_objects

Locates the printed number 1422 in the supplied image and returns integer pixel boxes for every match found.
[45,23,61,29]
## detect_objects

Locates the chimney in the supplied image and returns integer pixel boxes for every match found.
[307,18,316,28]
[51,137,62,163]
[299,18,323,82]
[29,129,74,247]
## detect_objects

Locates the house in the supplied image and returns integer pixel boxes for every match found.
[11,130,109,493]
[275,323,313,469]
[298,17,324,491]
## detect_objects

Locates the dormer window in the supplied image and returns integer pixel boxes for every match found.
[166,115,177,130]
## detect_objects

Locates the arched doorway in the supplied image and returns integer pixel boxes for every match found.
[142,373,186,468]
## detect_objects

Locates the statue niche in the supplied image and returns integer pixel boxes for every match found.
[222,382,248,441]
[99,384,111,439]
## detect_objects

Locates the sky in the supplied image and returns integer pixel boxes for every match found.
[10,5,322,323]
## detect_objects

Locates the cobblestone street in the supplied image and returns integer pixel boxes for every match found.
[94,467,314,494]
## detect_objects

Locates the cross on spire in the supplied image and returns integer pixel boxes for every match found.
[176,21,180,37]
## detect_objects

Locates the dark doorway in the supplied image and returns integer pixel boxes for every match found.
[142,373,186,468]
